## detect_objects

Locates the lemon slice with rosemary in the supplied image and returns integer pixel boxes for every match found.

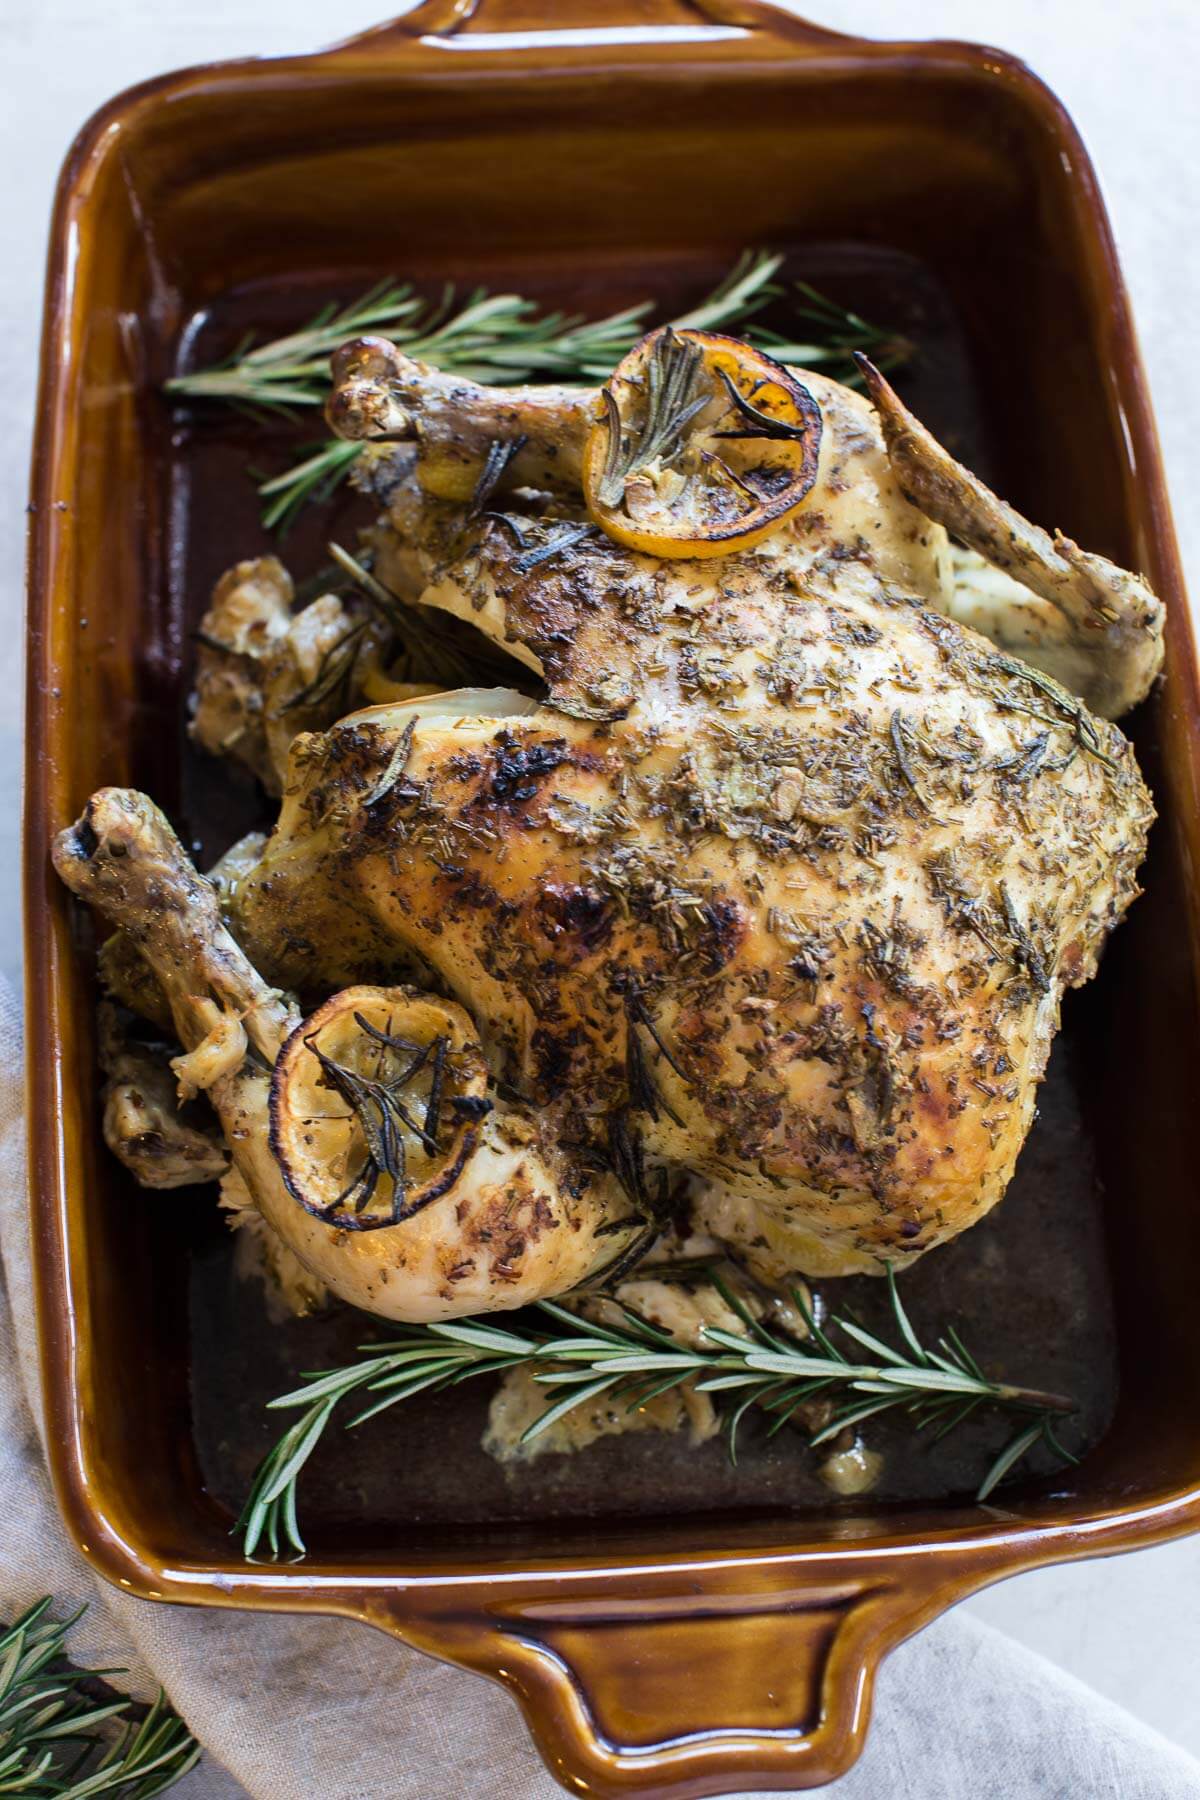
[582,326,823,558]
[269,986,490,1231]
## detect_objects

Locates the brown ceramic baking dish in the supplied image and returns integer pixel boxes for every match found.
[25,1,1200,1793]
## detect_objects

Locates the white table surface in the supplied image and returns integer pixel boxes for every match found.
[3,0,1199,1784]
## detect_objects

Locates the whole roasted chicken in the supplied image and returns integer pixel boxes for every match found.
[54,326,1161,1321]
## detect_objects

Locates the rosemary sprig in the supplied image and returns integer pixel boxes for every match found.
[510,520,596,574]
[889,708,938,814]
[751,279,912,374]
[623,988,686,1128]
[595,327,710,507]
[988,653,1119,771]
[468,436,528,519]
[167,253,783,413]
[712,372,796,441]
[238,1270,1076,1559]
[326,540,490,687]
[258,439,363,533]
[289,1021,454,1231]
[164,280,430,408]
[278,618,371,715]
[165,252,906,530]
[0,1597,199,1798]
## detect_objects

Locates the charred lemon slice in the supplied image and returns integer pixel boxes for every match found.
[582,327,822,558]
[269,986,489,1231]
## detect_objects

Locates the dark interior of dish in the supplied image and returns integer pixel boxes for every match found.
[47,40,1200,1563]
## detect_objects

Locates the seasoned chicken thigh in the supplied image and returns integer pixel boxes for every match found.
[55,334,1160,1311]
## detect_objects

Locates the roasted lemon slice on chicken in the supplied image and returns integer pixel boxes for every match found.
[582,327,822,558]
[269,985,490,1231]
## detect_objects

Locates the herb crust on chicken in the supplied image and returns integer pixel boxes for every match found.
[54,334,1160,1313]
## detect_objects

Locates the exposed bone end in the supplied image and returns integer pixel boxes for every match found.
[330,333,403,389]
[327,334,414,441]
[96,831,271,1041]
[54,790,292,1071]
[52,789,209,927]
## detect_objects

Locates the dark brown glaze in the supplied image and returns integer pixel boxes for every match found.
[24,4,1200,1796]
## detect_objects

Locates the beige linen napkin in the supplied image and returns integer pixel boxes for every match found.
[3,976,1198,1800]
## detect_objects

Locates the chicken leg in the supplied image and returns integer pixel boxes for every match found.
[53,789,643,1321]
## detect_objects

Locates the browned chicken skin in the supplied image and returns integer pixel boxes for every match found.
[54,789,640,1321]
[54,340,1160,1312]
[858,358,1164,720]
[236,349,1153,1282]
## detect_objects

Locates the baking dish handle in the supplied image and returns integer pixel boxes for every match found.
[330,0,851,51]
[364,1562,951,1796]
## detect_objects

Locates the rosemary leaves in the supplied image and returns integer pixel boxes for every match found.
[595,328,709,506]
[584,324,825,555]
[0,1597,199,1797]
[326,540,496,688]
[167,254,783,413]
[238,1270,1076,1559]
[300,1031,442,1222]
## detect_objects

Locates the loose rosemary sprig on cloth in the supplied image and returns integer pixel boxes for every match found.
[0,1597,200,1798]
[238,1271,1075,1560]
[166,252,906,530]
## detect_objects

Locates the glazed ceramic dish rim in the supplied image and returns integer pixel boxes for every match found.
[24,3,1200,1794]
